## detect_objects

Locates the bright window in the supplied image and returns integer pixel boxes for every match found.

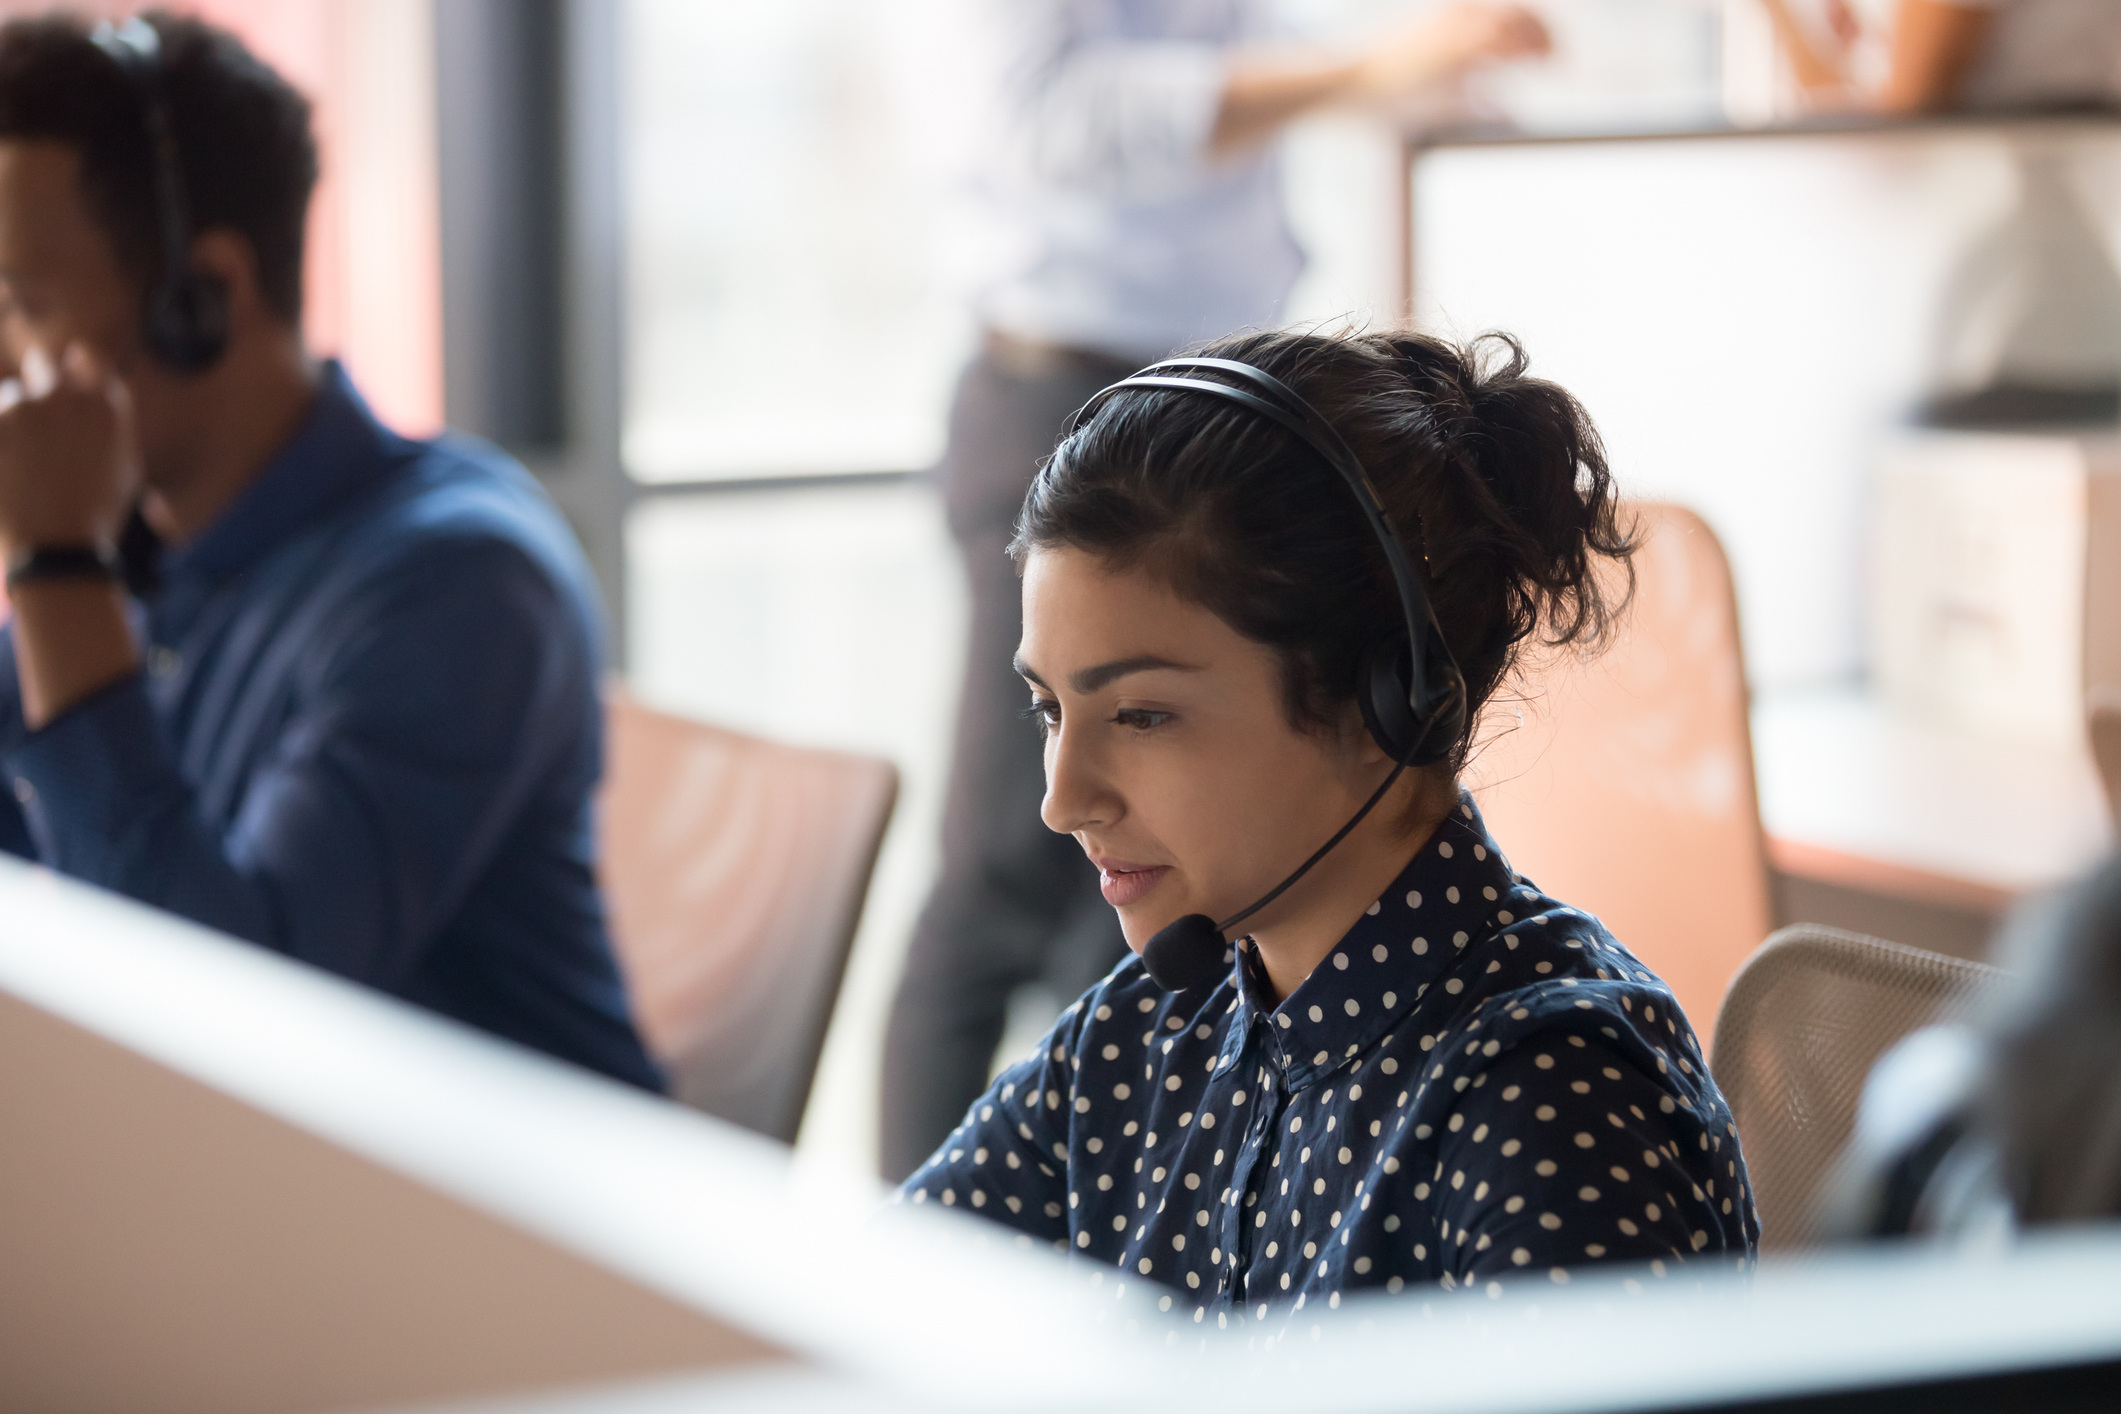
[620,0,973,482]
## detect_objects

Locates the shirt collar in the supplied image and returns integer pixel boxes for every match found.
[161,361,409,587]
[1214,792,1523,1092]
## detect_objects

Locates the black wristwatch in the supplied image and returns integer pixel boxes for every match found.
[5,543,122,590]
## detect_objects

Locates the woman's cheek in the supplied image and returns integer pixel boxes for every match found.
[1157,765,1242,901]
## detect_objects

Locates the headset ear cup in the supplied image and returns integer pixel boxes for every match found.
[1360,635,1468,767]
[1419,655,1469,766]
[145,272,230,372]
[1359,638,1421,762]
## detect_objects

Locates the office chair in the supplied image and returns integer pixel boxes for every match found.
[1710,925,2006,1251]
[2086,688,2121,825]
[599,689,897,1144]
[1468,503,1772,1046]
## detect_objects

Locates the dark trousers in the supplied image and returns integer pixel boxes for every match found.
[879,345,1137,1181]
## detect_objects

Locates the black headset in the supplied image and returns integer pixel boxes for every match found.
[1061,356,1467,990]
[89,18,230,372]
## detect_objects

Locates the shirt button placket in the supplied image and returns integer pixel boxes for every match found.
[1216,1025,1266,1303]
[1220,1061,1290,1307]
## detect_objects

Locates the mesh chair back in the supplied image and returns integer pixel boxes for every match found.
[599,690,898,1143]
[1710,925,2005,1251]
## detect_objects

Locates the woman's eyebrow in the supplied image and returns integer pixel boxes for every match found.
[1012,653,1203,694]
[1068,654,1201,694]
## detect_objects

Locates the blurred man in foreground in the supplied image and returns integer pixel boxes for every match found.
[880,0,1553,1180]
[1833,853,2121,1237]
[0,12,660,1090]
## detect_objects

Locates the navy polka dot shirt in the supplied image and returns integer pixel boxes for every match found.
[898,796,1759,1321]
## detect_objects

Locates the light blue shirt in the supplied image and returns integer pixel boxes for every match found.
[959,0,1307,362]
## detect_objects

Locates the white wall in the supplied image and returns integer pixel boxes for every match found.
[1413,123,2121,690]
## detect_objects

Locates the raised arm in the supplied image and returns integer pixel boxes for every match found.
[1211,2,1551,158]
[1757,0,1992,115]
[1880,0,1992,114]
[0,345,141,732]
[991,0,1550,192]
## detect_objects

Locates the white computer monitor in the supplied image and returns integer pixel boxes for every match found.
[4,855,2120,1414]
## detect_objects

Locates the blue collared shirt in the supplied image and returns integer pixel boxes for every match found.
[0,364,661,1091]
[899,797,1757,1322]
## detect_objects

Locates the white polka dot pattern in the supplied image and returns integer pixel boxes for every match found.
[897,795,1758,1321]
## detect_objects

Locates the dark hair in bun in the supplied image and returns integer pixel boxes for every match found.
[1011,326,1636,771]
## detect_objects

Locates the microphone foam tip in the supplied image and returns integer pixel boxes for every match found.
[1143,913,1229,991]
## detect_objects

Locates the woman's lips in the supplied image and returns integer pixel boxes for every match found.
[1097,862,1170,908]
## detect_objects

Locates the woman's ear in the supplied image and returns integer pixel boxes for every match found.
[1338,696,1393,768]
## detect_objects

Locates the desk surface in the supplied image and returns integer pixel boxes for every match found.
[1413,106,2121,152]
[1753,687,2112,912]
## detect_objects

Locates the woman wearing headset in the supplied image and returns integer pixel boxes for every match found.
[898,327,1757,1322]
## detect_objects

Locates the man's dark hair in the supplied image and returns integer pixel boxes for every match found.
[0,9,317,323]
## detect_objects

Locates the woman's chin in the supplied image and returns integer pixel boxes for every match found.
[1108,902,1149,953]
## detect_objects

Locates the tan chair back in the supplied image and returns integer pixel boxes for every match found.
[1710,925,2005,1251]
[599,690,897,1143]
[1465,503,1772,1044]
[2088,688,2121,824]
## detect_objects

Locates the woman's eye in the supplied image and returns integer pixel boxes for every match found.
[1113,708,1172,732]
[1018,698,1062,736]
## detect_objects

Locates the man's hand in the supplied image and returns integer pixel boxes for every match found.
[0,341,137,558]
[0,341,142,731]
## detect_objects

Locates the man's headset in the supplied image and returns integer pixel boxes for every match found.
[89,18,229,372]
[1060,357,1467,992]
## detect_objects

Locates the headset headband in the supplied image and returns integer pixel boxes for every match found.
[90,19,192,299]
[87,18,229,371]
[1063,356,1456,739]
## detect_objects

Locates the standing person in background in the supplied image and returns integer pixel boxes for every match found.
[1761,0,2121,114]
[880,0,1552,1181]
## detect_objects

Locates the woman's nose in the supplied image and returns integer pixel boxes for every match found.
[1040,717,1117,836]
